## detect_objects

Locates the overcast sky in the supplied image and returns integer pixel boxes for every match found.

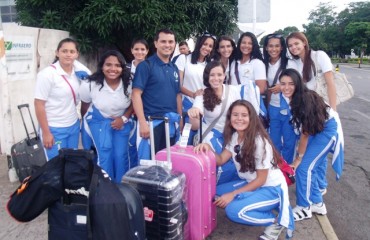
[240,0,365,38]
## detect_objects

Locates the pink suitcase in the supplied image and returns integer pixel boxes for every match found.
[155,121,217,240]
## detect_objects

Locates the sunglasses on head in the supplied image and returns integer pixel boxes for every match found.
[202,32,217,41]
[267,34,283,39]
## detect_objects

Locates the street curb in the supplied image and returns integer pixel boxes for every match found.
[316,215,339,240]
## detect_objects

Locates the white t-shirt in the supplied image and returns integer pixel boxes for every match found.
[175,54,206,103]
[291,50,332,90]
[268,59,298,107]
[229,58,266,85]
[79,80,132,118]
[34,61,80,127]
[192,85,242,133]
[226,133,285,186]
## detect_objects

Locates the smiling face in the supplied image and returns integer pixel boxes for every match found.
[199,37,215,60]
[239,36,253,57]
[218,39,233,59]
[287,37,306,58]
[154,32,176,60]
[102,56,122,82]
[230,105,250,133]
[208,66,225,90]
[266,38,282,62]
[280,75,296,99]
[55,42,79,67]
[131,43,148,61]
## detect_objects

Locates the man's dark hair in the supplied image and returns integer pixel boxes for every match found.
[179,41,188,47]
[154,28,176,42]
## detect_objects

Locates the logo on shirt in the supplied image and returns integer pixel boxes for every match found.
[174,71,179,82]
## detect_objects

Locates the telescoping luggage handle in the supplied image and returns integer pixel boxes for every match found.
[17,104,40,142]
[148,116,172,169]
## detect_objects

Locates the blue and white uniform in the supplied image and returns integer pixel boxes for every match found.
[290,50,333,189]
[295,108,344,207]
[192,84,259,185]
[217,133,294,232]
[34,60,90,160]
[80,79,132,183]
[268,59,298,163]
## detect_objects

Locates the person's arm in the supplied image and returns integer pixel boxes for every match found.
[193,143,232,166]
[80,101,90,118]
[215,168,268,209]
[324,71,336,111]
[132,88,150,139]
[255,79,268,94]
[188,107,201,130]
[291,133,309,169]
[111,103,134,130]
[34,99,54,148]
[176,92,183,130]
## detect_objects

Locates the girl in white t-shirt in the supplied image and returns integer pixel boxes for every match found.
[286,32,337,194]
[229,32,267,95]
[279,69,343,222]
[188,61,260,185]
[80,50,133,183]
[34,38,90,160]
[213,35,236,84]
[175,33,217,111]
[194,99,294,240]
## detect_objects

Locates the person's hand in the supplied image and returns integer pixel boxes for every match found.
[290,157,302,170]
[214,192,235,208]
[42,131,54,149]
[193,89,204,98]
[193,143,212,154]
[269,83,281,94]
[188,107,200,119]
[111,117,124,130]
[139,120,150,139]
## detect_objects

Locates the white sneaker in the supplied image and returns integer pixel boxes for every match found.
[259,223,284,240]
[292,205,312,221]
[311,202,327,215]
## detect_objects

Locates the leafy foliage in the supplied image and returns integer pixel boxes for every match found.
[15,0,238,59]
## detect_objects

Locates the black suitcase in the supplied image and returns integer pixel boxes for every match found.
[123,116,187,240]
[11,103,47,182]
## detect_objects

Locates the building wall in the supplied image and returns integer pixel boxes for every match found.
[0,0,16,23]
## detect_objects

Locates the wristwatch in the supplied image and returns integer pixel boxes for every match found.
[121,116,129,123]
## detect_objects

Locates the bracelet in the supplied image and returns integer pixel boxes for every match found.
[121,116,129,123]
[297,153,304,159]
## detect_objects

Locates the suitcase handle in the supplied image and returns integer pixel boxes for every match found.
[17,104,39,142]
[148,116,171,166]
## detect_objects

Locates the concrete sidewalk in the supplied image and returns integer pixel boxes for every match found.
[0,154,336,240]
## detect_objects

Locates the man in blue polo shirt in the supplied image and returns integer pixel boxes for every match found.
[132,28,182,155]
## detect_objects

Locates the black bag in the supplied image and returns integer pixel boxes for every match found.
[11,104,47,182]
[6,155,65,222]
[88,166,146,240]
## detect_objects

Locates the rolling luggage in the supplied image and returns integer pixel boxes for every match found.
[123,116,187,240]
[155,119,217,240]
[11,104,47,182]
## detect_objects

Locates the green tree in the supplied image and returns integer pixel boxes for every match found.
[344,22,370,61]
[15,0,238,59]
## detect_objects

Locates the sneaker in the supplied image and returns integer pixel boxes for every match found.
[259,223,284,240]
[292,205,312,221]
[319,188,327,195]
[311,202,327,215]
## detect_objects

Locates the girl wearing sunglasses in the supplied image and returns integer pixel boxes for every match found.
[194,99,294,240]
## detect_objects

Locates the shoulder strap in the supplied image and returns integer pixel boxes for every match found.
[272,65,282,86]
[234,61,241,85]
[50,64,77,105]
[202,85,230,139]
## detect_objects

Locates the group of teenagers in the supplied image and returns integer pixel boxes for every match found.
[34,28,344,240]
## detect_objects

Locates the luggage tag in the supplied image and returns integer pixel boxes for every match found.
[178,123,192,148]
